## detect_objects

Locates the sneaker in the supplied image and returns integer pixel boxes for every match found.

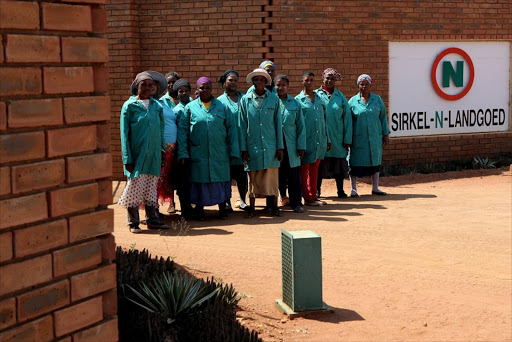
[280,196,290,206]
[305,200,320,206]
[293,206,304,213]
[129,226,142,234]
[315,199,327,206]
[351,190,359,198]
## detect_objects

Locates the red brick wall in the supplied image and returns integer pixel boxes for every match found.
[0,0,117,340]
[107,0,512,178]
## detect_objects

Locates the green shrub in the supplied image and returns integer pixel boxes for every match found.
[116,247,260,342]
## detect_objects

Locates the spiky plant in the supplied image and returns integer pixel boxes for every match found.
[126,272,220,325]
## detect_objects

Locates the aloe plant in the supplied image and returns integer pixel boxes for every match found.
[126,272,220,325]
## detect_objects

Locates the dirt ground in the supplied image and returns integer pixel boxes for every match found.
[112,168,512,342]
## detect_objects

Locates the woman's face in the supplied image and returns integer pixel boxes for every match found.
[252,75,267,93]
[177,86,191,103]
[264,66,275,80]
[137,79,157,100]
[166,76,177,94]
[197,82,212,102]
[358,80,371,95]
[302,75,315,92]
[323,74,337,89]
[275,79,289,98]
[225,74,239,92]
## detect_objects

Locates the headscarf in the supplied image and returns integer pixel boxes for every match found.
[196,77,212,87]
[322,68,342,81]
[259,60,276,71]
[130,71,167,97]
[357,74,372,85]
[218,70,239,85]
[173,79,191,92]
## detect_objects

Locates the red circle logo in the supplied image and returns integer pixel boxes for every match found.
[431,47,475,101]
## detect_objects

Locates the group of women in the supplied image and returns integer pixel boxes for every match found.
[117,62,390,233]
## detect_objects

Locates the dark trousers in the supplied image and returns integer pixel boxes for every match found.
[173,160,192,217]
[229,164,248,203]
[278,152,302,209]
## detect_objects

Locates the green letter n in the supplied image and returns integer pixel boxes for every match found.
[442,61,464,87]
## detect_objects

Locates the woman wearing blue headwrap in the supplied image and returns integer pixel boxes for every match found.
[348,74,390,196]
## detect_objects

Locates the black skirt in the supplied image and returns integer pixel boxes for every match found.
[318,157,349,179]
[349,165,380,177]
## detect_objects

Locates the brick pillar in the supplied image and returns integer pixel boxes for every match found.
[0,0,117,340]
[106,0,141,178]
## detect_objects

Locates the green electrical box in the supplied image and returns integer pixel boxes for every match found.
[277,229,327,315]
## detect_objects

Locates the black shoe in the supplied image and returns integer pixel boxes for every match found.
[129,226,142,233]
[261,206,272,214]
[372,190,387,196]
[337,191,348,198]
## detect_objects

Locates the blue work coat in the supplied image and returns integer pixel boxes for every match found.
[295,90,329,165]
[177,98,239,183]
[217,91,245,166]
[317,88,352,158]
[239,88,284,171]
[348,93,391,167]
[279,95,306,168]
[120,96,165,179]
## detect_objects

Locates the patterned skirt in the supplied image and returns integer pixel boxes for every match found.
[118,174,159,209]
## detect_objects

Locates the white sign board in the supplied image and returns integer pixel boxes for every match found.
[389,42,510,137]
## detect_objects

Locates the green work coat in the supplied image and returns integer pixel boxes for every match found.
[317,88,352,158]
[239,88,284,171]
[172,100,189,124]
[295,90,329,165]
[120,96,165,179]
[217,91,244,166]
[160,93,177,111]
[348,93,391,167]
[177,98,239,183]
[279,95,306,168]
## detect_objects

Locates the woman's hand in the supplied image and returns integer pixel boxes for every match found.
[297,149,305,159]
[383,134,390,147]
[242,151,249,163]
[125,163,135,173]
[276,149,284,162]
[327,142,332,152]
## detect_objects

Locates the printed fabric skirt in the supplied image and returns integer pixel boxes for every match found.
[248,168,279,197]
[190,181,231,206]
[118,174,159,209]
[318,157,349,179]
[157,143,176,207]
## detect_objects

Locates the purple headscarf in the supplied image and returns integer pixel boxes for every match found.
[196,77,212,87]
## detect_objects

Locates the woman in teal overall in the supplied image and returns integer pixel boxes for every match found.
[118,71,168,233]
[239,68,284,217]
[275,74,306,213]
[217,70,248,211]
[296,71,330,206]
[316,68,352,198]
[348,74,390,197]
[177,77,239,220]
